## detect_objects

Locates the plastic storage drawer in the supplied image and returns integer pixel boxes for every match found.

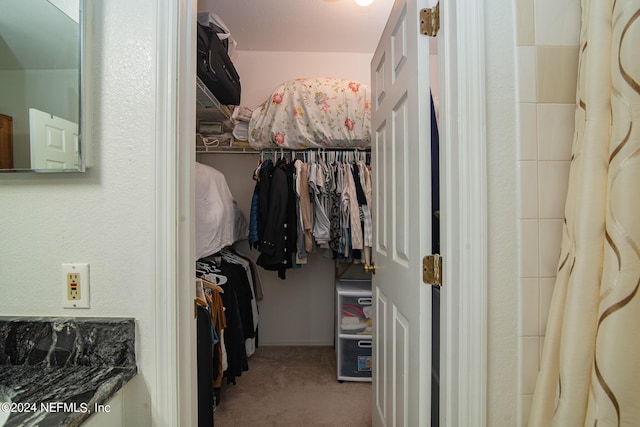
[339,295,373,335]
[339,338,372,380]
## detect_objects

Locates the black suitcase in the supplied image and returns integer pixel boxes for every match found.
[197,23,241,105]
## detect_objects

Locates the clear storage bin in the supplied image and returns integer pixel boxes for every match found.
[339,338,372,379]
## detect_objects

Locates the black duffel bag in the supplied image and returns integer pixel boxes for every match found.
[196,23,241,105]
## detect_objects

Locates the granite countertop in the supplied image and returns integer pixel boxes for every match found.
[0,317,137,427]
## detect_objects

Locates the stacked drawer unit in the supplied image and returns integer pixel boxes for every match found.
[335,280,372,382]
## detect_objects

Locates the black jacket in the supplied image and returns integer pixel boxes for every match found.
[257,159,297,278]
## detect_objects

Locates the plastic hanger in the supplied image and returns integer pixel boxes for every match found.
[201,277,225,293]
[195,278,208,307]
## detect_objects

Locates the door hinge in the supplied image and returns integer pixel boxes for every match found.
[420,3,440,37]
[423,254,442,286]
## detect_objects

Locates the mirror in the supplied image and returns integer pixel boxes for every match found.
[0,0,86,173]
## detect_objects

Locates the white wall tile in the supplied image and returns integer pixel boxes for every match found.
[539,277,556,335]
[518,103,538,160]
[538,161,570,218]
[537,104,575,161]
[521,337,540,394]
[516,0,535,46]
[539,219,563,277]
[536,47,579,103]
[519,161,539,218]
[534,0,581,46]
[520,278,540,336]
[520,219,540,277]
[516,47,537,103]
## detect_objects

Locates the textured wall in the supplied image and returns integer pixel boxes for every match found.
[232,51,373,108]
[0,0,157,423]
[485,0,519,425]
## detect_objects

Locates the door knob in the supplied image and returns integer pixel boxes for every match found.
[364,263,377,274]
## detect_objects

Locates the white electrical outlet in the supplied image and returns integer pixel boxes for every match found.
[62,263,90,308]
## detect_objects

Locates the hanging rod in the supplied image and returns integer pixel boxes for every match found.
[196,146,371,155]
[195,132,371,155]
[196,147,260,154]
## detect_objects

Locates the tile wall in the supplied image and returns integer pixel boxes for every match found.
[515,0,581,424]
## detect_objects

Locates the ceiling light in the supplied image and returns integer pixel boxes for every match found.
[354,0,375,6]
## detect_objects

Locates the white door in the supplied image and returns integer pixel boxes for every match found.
[371,0,434,426]
[29,108,80,170]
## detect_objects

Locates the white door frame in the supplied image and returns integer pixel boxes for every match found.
[439,0,488,425]
[154,0,197,425]
[153,0,489,425]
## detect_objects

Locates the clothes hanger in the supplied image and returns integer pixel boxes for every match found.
[253,157,263,180]
[195,278,209,306]
[201,277,225,293]
[205,273,227,286]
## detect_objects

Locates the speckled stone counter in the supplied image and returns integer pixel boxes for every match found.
[0,317,137,427]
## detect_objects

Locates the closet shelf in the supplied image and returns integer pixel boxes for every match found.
[196,136,259,154]
[196,76,244,152]
[195,79,375,155]
[196,76,233,121]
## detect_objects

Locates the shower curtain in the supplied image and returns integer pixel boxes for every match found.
[528,1,640,426]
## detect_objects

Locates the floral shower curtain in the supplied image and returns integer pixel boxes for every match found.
[528,1,640,426]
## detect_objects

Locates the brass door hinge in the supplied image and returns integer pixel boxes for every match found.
[420,3,440,37]
[423,254,442,286]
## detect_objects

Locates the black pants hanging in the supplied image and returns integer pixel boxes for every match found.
[197,305,214,427]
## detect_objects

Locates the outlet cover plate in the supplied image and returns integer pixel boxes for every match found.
[62,263,90,309]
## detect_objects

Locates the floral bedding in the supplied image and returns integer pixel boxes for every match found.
[248,77,371,150]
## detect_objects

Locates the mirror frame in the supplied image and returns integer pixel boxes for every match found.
[0,0,89,174]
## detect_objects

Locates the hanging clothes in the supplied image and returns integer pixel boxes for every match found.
[310,161,331,246]
[329,156,342,256]
[207,289,226,389]
[284,160,299,270]
[221,248,261,357]
[196,253,259,389]
[299,161,314,253]
[354,160,373,264]
[256,159,289,270]
[251,158,297,278]
[250,150,372,277]
[294,159,309,264]
[196,304,214,427]
[195,275,226,423]
[249,158,273,249]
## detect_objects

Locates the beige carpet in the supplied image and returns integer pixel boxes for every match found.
[214,346,372,427]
